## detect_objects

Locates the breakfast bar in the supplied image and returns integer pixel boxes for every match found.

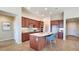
[30,32,53,50]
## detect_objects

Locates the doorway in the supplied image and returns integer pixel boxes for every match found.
[66,17,79,40]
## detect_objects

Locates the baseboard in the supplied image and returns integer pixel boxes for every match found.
[66,35,79,39]
[0,38,14,41]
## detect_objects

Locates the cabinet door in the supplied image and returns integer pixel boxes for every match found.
[22,17,30,27]
[25,18,29,27]
[57,32,63,39]
[51,20,59,25]
[22,33,29,42]
[22,17,26,27]
[38,37,46,50]
[35,21,39,28]
[37,21,41,28]
[30,35,38,50]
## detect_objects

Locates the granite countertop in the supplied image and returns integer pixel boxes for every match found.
[30,32,53,37]
[22,28,40,33]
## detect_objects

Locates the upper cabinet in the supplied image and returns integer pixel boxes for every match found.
[51,20,63,28]
[51,20,59,25]
[22,17,43,30]
[51,20,63,39]
[22,17,30,27]
[22,17,26,27]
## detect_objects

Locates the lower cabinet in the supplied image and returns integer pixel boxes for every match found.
[30,35,46,50]
[22,33,29,42]
[22,32,40,42]
[57,32,63,39]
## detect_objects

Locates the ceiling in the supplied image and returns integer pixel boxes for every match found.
[23,7,64,19]
[0,10,15,17]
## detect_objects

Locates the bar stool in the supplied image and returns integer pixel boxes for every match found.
[46,34,56,47]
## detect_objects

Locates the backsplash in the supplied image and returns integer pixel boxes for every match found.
[22,27,40,33]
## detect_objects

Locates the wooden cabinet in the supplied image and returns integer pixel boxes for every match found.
[22,17,43,29]
[30,35,37,50]
[51,20,63,39]
[22,17,30,27]
[57,32,63,39]
[22,33,29,42]
[30,35,46,50]
[34,21,40,28]
[22,32,40,42]
[51,20,63,28]
[38,37,46,50]
[51,20,59,25]
[22,17,26,27]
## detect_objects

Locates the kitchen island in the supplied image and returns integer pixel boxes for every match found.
[30,32,53,50]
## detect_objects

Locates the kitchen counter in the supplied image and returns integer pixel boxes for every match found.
[30,32,53,37]
[22,28,40,33]
[22,31,40,42]
[30,32,53,50]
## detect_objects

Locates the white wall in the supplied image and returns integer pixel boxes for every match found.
[51,14,62,20]
[0,7,21,44]
[66,21,79,37]
[63,8,79,39]
[64,8,79,19]
[0,15,14,41]
[22,9,41,21]
[0,7,20,16]
[43,17,51,32]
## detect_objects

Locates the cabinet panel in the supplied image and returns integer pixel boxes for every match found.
[22,17,30,27]
[51,20,63,39]
[57,32,63,39]
[22,17,43,32]
[30,35,38,50]
[38,37,46,50]
[25,18,29,27]
[22,33,29,42]
[22,17,26,27]
[51,20,59,25]
[51,20,63,28]
[30,35,46,50]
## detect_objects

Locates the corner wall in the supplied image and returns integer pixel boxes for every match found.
[0,15,14,41]
[0,7,21,44]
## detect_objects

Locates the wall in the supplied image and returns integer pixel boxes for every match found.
[63,8,79,39]
[22,8,63,33]
[43,17,51,32]
[0,7,20,16]
[0,7,21,44]
[0,15,14,41]
[22,9,41,21]
[77,20,79,36]
[51,13,63,20]
[66,21,79,37]
[62,8,79,19]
